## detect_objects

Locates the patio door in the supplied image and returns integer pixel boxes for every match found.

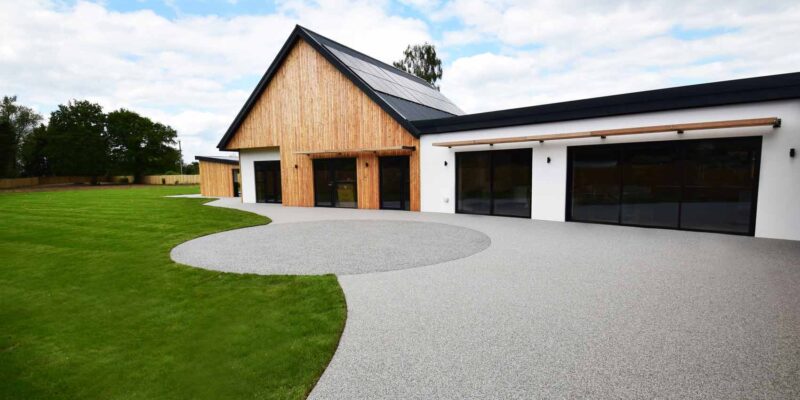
[456,148,532,218]
[379,156,410,210]
[254,161,281,203]
[313,158,357,208]
[567,136,761,235]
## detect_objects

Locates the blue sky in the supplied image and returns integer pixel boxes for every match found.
[2,0,798,160]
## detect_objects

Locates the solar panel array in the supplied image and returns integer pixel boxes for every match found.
[325,46,464,116]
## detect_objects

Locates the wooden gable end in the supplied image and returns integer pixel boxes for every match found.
[222,39,416,151]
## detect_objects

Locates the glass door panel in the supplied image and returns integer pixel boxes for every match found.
[380,156,410,210]
[569,146,621,223]
[456,151,492,214]
[680,138,760,234]
[492,149,532,217]
[254,161,281,203]
[620,144,681,228]
[313,158,358,208]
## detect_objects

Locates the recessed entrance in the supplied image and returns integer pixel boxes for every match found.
[379,156,410,210]
[456,148,532,218]
[254,161,281,203]
[313,158,358,208]
[232,168,240,197]
[566,136,762,235]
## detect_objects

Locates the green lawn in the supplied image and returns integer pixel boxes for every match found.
[0,186,346,400]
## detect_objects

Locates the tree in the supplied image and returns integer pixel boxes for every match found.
[0,96,42,177]
[20,124,49,176]
[392,43,443,89]
[45,100,108,181]
[107,109,181,182]
[182,161,199,175]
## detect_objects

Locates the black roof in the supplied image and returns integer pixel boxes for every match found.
[412,72,800,134]
[217,25,462,149]
[195,155,239,165]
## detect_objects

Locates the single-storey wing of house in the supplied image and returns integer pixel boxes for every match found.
[195,155,241,197]
[215,25,800,241]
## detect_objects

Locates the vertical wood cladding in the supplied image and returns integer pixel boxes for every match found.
[222,39,420,211]
[199,161,237,197]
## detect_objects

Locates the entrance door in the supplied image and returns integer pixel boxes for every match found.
[254,161,281,203]
[456,148,532,218]
[379,156,410,210]
[232,168,240,197]
[567,136,761,235]
[313,158,357,208]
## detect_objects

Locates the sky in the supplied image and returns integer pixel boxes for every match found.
[2,0,799,162]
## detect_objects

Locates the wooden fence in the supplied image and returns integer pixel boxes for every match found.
[0,175,199,189]
[140,175,200,185]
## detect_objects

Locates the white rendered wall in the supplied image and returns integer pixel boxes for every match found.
[420,100,800,241]
[238,147,280,204]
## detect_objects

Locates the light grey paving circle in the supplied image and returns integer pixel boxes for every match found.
[171,220,490,275]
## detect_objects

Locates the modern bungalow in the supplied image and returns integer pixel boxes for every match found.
[212,25,800,241]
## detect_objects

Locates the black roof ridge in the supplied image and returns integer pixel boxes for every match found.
[412,71,800,134]
[217,25,423,149]
[298,25,435,88]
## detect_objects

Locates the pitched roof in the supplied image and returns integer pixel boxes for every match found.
[217,25,462,149]
[195,155,239,165]
[412,72,800,134]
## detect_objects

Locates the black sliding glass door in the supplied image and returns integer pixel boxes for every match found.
[567,136,761,235]
[379,156,410,210]
[456,148,532,218]
[313,158,357,208]
[254,161,281,203]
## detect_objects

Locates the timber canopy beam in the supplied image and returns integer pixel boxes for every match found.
[294,145,416,155]
[432,117,781,148]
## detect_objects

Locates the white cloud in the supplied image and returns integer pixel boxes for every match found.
[1,0,798,163]
[437,0,800,112]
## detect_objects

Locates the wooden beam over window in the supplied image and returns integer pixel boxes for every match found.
[432,117,781,148]
[294,145,416,155]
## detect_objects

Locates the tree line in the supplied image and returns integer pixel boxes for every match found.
[0,96,197,183]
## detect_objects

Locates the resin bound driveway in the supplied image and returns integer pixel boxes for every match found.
[172,198,800,399]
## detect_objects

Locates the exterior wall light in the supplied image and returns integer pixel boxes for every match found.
[546,157,551,163]
[444,160,448,166]
[791,148,796,158]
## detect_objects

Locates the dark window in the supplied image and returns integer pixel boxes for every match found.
[620,143,681,228]
[567,136,761,235]
[456,148,532,218]
[681,139,761,234]
[313,158,358,208]
[570,146,620,223]
[232,169,240,197]
[380,156,410,210]
[456,151,492,215]
[254,161,281,203]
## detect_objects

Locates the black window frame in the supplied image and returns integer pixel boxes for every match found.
[379,156,411,211]
[455,148,533,219]
[253,160,282,204]
[312,157,358,209]
[565,136,762,236]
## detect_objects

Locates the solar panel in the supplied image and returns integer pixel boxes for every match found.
[324,44,463,116]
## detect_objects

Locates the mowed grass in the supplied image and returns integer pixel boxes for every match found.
[0,186,346,400]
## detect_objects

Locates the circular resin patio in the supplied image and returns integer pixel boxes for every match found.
[171,220,491,275]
